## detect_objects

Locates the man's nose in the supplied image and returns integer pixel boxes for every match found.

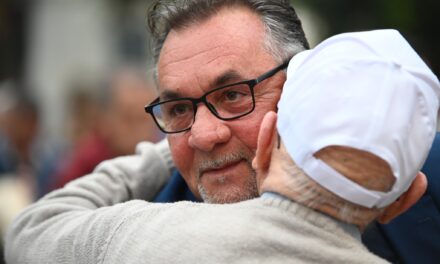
[188,105,231,152]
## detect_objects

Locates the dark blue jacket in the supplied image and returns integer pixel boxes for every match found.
[154,133,440,263]
[363,133,440,264]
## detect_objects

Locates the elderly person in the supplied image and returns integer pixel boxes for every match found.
[5,29,439,264]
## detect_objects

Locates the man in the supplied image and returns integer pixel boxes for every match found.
[5,29,439,263]
[144,0,308,204]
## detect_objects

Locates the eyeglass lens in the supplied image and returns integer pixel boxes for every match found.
[153,83,254,132]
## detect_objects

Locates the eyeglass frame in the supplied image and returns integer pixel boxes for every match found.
[144,59,290,134]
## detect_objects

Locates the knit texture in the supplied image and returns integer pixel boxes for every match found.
[5,140,388,264]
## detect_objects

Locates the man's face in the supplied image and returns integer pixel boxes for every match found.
[157,7,286,203]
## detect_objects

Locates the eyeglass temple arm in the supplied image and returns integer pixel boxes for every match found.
[254,60,290,84]
[145,97,161,113]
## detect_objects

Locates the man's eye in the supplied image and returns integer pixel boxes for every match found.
[223,90,246,102]
[169,103,191,116]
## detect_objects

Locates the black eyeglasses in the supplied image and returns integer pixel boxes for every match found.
[144,60,289,134]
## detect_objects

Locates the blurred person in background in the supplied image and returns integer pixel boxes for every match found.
[102,68,162,156]
[0,87,39,178]
[47,67,161,192]
[0,81,46,263]
[65,89,102,147]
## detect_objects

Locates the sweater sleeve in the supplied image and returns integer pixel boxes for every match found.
[4,139,174,264]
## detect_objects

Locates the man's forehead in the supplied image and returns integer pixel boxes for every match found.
[158,27,257,75]
[155,7,273,99]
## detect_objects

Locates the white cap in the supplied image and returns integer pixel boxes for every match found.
[278,29,440,208]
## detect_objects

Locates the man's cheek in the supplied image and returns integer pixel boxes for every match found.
[169,136,199,182]
[168,136,190,169]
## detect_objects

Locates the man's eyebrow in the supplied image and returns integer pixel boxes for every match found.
[212,70,245,87]
[160,90,182,101]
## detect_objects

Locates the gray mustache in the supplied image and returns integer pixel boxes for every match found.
[197,152,251,176]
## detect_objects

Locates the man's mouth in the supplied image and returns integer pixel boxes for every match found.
[199,159,243,181]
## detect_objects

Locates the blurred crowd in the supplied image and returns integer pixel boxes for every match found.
[0,2,163,261]
[0,68,162,254]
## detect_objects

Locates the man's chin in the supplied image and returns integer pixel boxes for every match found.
[194,155,259,203]
[198,183,259,204]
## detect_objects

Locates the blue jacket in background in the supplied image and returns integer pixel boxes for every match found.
[363,133,440,264]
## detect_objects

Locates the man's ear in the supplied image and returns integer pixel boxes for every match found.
[252,111,278,174]
[377,172,428,224]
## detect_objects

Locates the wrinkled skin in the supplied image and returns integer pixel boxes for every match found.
[158,7,286,203]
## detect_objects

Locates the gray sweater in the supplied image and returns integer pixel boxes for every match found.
[5,140,388,264]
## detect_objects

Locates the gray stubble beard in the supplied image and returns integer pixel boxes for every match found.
[197,155,259,204]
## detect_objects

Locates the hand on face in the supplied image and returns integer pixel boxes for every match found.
[252,111,278,191]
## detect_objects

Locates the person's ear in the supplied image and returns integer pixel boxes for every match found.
[377,172,428,224]
[252,111,278,175]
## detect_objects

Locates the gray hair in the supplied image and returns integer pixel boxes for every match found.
[147,0,309,74]
[277,144,383,230]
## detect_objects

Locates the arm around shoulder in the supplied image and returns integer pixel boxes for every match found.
[4,139,174,264]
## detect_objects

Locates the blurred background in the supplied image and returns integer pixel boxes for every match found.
[0,0,439,261]
[297,0,440,75]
